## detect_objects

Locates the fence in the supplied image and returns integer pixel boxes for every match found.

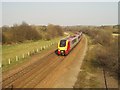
[2,42,56,68]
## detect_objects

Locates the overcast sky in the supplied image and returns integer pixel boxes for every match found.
[2,2,118,26]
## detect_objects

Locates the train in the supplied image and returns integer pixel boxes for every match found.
[57,32,83,56]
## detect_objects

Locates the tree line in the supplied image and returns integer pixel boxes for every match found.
[2,22,64,44]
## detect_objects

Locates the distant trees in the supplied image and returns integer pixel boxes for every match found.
[2,22,41,44]
[2,22,64,44]
[46,24,63,40]
[35,24,64,40]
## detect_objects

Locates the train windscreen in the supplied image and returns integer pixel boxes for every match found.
[60,40,66,47]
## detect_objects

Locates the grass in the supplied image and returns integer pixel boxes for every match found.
[2,37,63,67]
[81,36,98,74]
[2,43,58,72]
[74,35,100,88]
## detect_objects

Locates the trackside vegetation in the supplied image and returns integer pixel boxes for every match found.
[2,22,64,71]
[64,25,119,88]
[2,22,64,44]
[65,25,119,77]
[80,26,119,78]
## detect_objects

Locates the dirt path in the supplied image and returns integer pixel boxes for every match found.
[2,35,88,88]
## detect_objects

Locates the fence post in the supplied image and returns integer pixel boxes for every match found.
[8,58,11,64]
[0,64,1,68]
[36,49,39,52]
[16,56,18,61]
[28,52,30,56]
[44,46,45,49]
[23,54,25,58]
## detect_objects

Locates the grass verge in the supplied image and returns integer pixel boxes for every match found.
[2,37,63,72]
[74,35,103,88]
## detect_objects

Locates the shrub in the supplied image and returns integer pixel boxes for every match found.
[47,24,64,38]
[2,22,42,43]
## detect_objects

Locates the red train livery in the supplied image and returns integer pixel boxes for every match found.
[57,32,82,56]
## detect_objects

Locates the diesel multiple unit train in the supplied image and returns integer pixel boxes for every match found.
[57,32,82,56]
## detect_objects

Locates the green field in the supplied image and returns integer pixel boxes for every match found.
[2,37,63,67]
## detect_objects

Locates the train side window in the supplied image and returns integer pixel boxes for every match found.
[72,39,77,44]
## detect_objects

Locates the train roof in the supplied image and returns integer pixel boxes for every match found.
[60,32,82,41]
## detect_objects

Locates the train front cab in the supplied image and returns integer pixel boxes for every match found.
[58,40,70,56]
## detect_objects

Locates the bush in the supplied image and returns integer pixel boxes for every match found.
[94,30,113,46]
[47,24,63,38]
[94,39,118,75]
[2,22,42,44]
[2,23,64,44]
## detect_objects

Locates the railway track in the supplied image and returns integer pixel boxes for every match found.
[22,56,64,88]
[2,51,65,88]
[2,35,87,88]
